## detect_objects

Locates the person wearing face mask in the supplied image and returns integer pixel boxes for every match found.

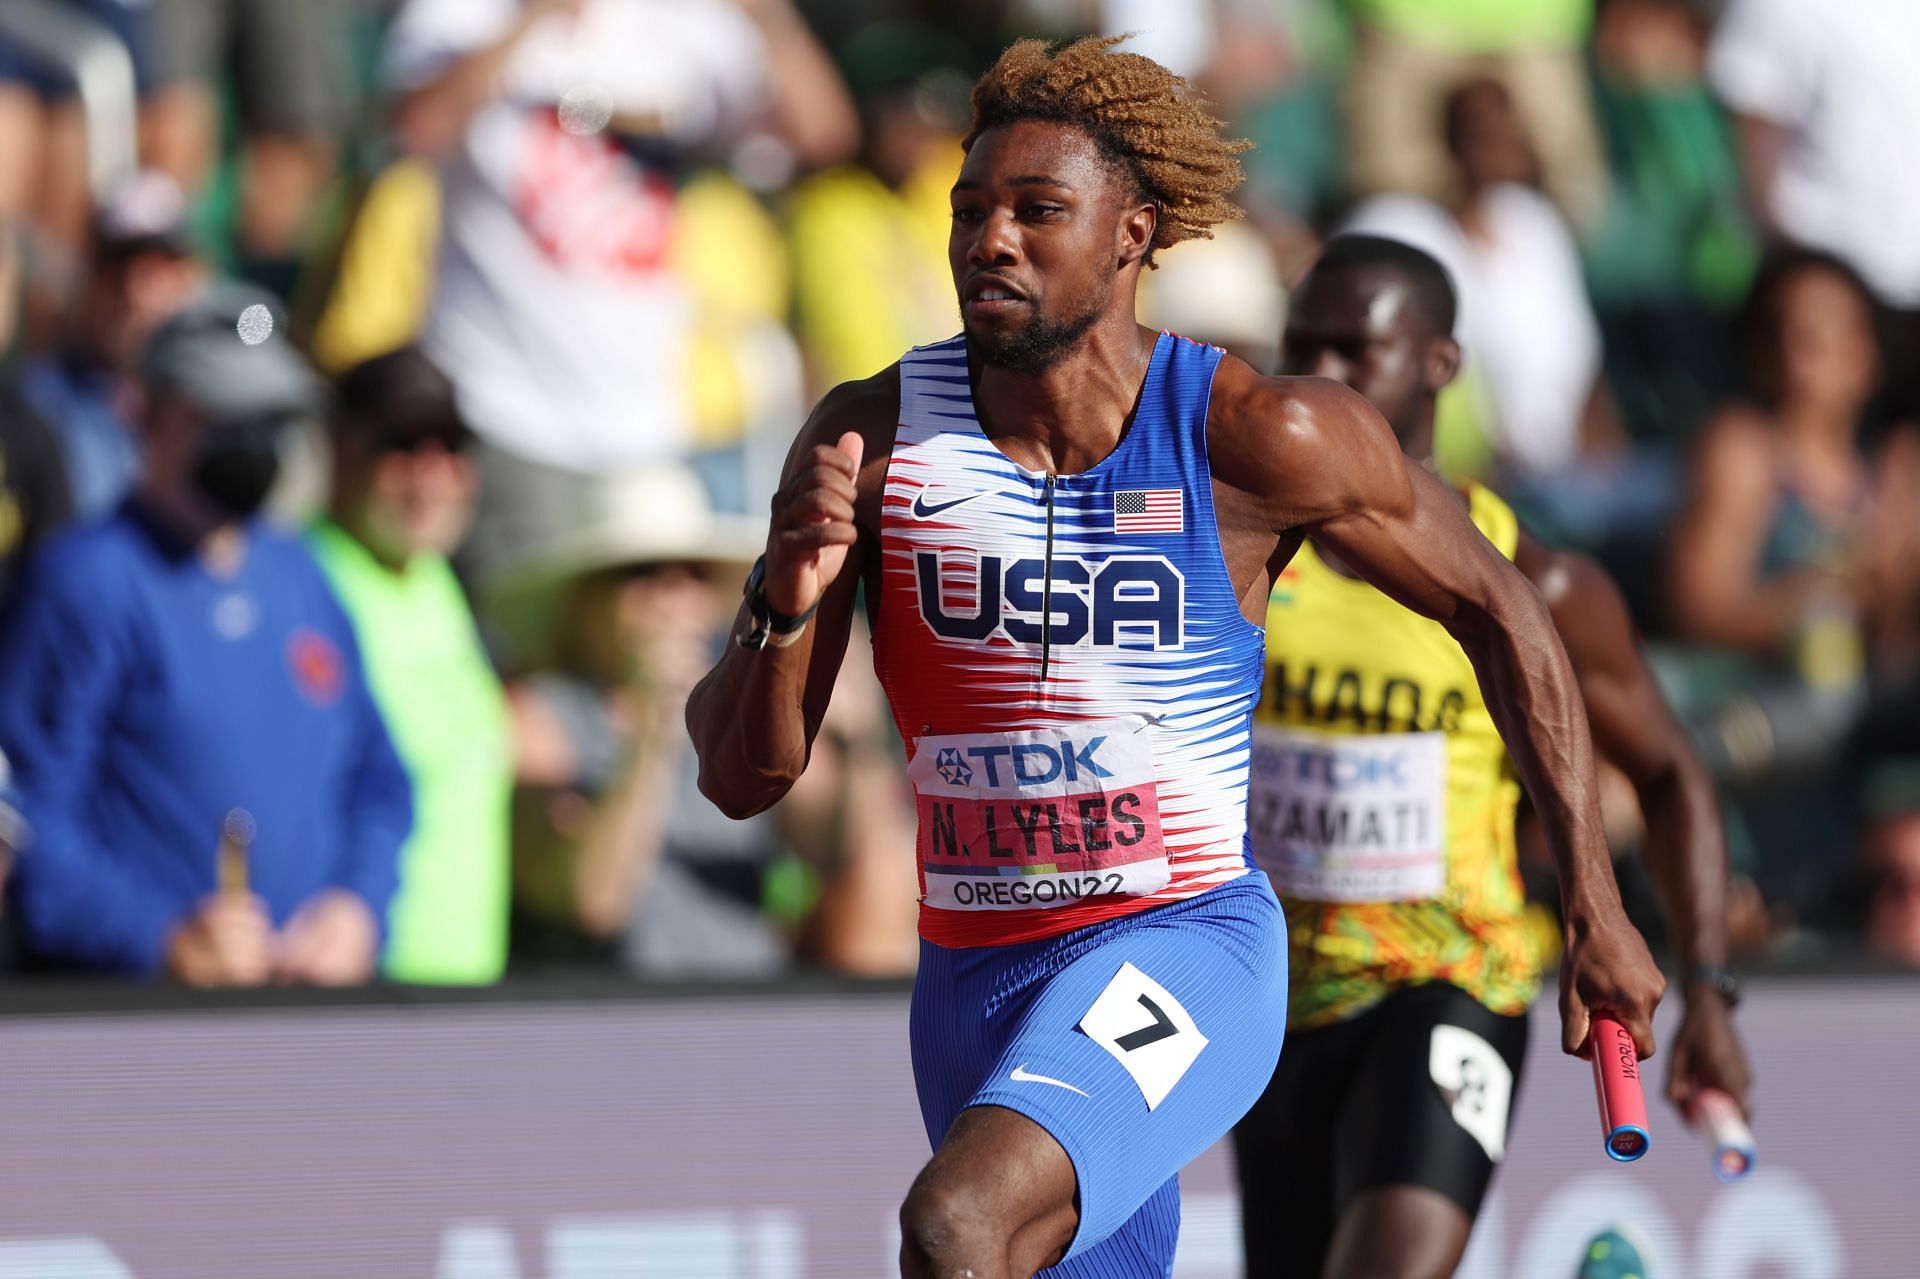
[0,287,413,985]
[307,347,510,986]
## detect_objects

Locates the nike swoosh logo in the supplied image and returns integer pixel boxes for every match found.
[1009,1064,1089,1097]
[912,489,987,519]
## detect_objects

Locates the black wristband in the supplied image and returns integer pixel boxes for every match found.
[759,589,819,636]
[1684,965,1742,1009]
[744,555,818,632]
[738,555,820,650]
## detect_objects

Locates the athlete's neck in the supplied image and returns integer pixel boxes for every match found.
[969,320,1158,476]
[1399,413,1436,467]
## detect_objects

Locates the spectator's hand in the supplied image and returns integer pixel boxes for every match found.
[274,890,379,987]
[1850,520,1920,611]
[1558,898,1665,1060]
[1666,991,1752,1119]
[166,895,274,988]
[618,574,720,712]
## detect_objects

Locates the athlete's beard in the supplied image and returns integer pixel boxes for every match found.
[965,294,1103,375]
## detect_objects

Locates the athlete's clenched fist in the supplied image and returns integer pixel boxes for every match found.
[765,430,865,619]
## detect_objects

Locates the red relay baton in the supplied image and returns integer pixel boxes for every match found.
[1591,1015,1651,1162]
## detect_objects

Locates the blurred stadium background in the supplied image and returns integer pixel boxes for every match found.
[0,0,1915,1274]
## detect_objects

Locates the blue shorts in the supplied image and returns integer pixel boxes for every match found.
[910,872,1287,1277]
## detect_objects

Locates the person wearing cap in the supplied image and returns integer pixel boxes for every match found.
[487,464,802,977]
[14,169,208,520]
[307,347,511,986]
[0,289,412,984]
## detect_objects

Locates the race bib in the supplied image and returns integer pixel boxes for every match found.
[1248,726,1447,902]
[908,719,1171,911]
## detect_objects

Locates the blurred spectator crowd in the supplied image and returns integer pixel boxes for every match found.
[0,0,1914,987]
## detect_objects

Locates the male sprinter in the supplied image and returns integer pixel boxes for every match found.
[687,39,1663,1279]
[1233,235,1754,1279]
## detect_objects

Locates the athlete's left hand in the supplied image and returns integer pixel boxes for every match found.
[1558,899,1665,1061]
[1666,991,1752,1118]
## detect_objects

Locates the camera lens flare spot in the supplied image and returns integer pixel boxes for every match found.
[559,83,614,136]
[236,304,274,346]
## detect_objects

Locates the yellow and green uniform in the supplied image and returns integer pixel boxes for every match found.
[1251,484,1538,1029]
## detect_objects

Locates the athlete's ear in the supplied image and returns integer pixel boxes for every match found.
[1117,202,1156,269]
[1425,335,1462,393]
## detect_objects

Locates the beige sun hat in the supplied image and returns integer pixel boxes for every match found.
[482,463,766,668]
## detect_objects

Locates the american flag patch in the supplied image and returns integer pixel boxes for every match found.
[1114,489,1183,534]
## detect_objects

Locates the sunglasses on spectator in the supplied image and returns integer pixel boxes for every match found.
[616,560,717,583]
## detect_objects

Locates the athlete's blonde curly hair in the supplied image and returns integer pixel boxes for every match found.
[963,34,1251,266]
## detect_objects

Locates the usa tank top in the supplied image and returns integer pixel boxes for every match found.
[872,332,1266,948]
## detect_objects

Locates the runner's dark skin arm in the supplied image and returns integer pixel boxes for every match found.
[1521,535,1752,1110]
[685,372,897,819]
[1208,362,1664,1058]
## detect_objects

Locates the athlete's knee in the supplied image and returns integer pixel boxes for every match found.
[899,1173,1010,1276]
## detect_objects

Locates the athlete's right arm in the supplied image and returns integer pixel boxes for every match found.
[685,375,895,820]
[1211,362,1664,1059]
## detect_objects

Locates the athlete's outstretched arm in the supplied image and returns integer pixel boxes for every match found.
[1215,369,1664,1057]
[1523,538,1752,1112]
[686,377,892,819]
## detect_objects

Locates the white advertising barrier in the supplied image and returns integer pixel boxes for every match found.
[0,976,1911,1277]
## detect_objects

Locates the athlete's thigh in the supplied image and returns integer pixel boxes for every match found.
[968,884,1287,1263]
[1231,1017,1362,1277]
[1329,982,1530,1220]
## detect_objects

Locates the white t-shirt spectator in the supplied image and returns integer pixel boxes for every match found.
[385,0,771,471]
[1345,187,1603,479]
[1709,0,1920,307]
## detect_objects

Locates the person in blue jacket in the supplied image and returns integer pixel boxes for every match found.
[0,286,412,985]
